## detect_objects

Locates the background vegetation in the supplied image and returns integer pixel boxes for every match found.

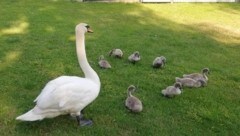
[0,0,239,135]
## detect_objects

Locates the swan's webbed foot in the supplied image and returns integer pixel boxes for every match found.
[79,119,93,127]
[76,115,93,127]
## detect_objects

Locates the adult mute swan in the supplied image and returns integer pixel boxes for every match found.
[16,23,100,127]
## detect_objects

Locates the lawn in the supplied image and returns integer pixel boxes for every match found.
[0,0,240,135]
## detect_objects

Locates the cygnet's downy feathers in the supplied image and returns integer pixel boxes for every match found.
[125,85,143,113]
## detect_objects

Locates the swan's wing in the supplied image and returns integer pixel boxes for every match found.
[34,76,83,102]
[57,81,99,109]
[36,79,99,111]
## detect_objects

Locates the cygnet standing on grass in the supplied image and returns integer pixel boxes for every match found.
[161,82,182,98]
[98,55,111,69]
[128,51,140,64]
[125,85,143,113]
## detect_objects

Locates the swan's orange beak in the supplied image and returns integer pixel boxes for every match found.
[87,28,93,33]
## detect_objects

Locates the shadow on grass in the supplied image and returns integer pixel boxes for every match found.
[0,1,239,135]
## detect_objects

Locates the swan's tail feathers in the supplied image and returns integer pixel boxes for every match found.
[16,109,44,121]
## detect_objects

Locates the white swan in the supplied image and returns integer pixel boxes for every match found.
[16,23,100,127]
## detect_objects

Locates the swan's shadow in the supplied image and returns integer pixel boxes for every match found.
[15,115,78,132]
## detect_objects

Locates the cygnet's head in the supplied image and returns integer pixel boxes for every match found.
[174,82,182,89]
[202,68,210,74]
[134,51,140,57]
[75,23,93,33]
[128,85,136,92]
[127,85,137,97]
[160,56,167,63]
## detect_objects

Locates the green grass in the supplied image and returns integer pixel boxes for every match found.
[0,0,240,135]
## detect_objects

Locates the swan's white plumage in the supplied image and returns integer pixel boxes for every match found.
[16,23,100,121]
[35,76,99,110]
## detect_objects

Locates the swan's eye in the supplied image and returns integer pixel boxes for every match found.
[86,25,90,29]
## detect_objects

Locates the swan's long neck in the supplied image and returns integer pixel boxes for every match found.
[76,30,100,85]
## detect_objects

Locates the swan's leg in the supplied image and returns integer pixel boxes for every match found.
[76,115,93,127]
[74,112,93,127]
[70,113,83,119]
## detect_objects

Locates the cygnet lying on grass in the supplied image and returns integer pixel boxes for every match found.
[128,51,140,64]
[183,68,210,82]
[161,82,182,98]
[175,77,206,88]
[109,48,123,58]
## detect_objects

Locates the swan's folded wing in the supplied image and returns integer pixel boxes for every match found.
[34,76,85,102]
[36,79,99,111]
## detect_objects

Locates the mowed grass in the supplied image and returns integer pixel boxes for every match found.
[0,0,240,135]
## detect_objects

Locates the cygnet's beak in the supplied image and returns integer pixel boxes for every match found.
[87,28,93,33]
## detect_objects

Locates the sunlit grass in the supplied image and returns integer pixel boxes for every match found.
[0,0,239,135]
[0,51,22,71]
